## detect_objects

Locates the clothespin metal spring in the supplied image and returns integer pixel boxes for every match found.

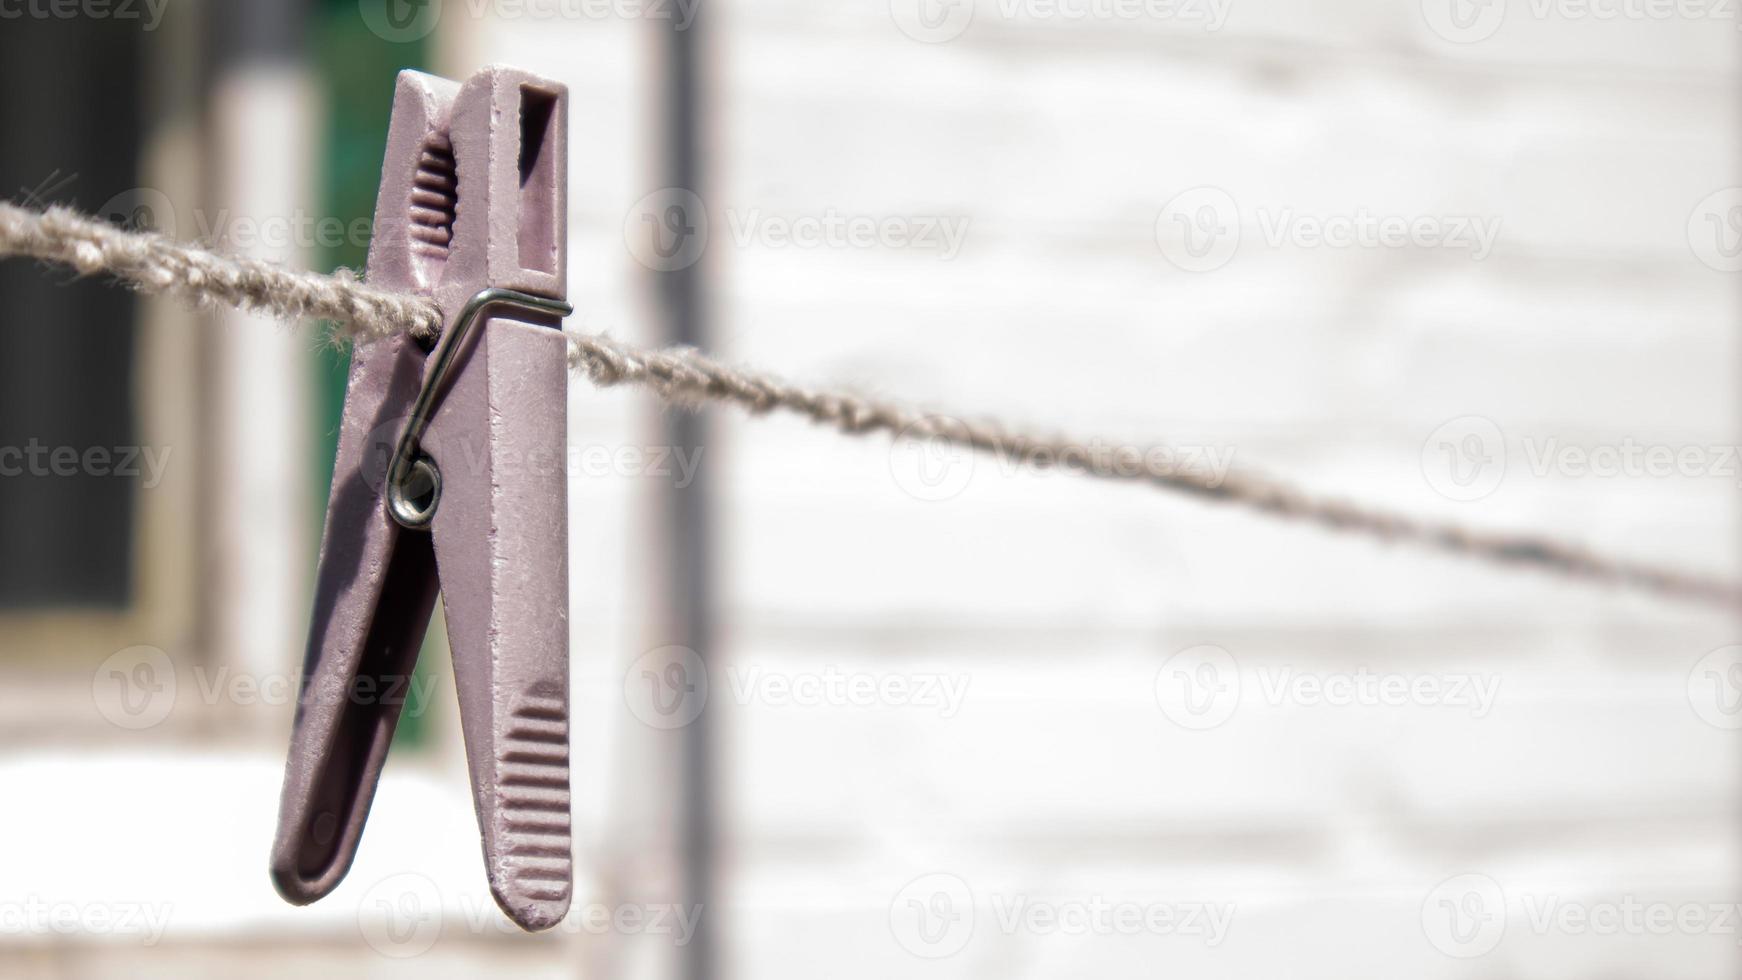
[386,286,574,529]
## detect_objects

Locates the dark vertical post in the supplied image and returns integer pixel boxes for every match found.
[0,16,141,608]
[655,9,715,980]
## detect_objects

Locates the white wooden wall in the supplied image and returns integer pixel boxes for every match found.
[459,1,1742,977]
[1,3,1729,978]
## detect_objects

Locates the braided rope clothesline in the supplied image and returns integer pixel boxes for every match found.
[0,200,1735,610]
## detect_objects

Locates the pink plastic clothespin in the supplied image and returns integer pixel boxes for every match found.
[270,65,572,931]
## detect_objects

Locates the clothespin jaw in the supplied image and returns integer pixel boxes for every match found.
[271,66,572,932]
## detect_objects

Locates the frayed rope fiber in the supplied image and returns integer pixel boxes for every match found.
[0,202,438,343]
[1,200,1735,609]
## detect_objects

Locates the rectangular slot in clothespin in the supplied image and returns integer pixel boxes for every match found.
[270,65,572,932]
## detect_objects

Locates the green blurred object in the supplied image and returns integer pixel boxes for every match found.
[313,0,433,745]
